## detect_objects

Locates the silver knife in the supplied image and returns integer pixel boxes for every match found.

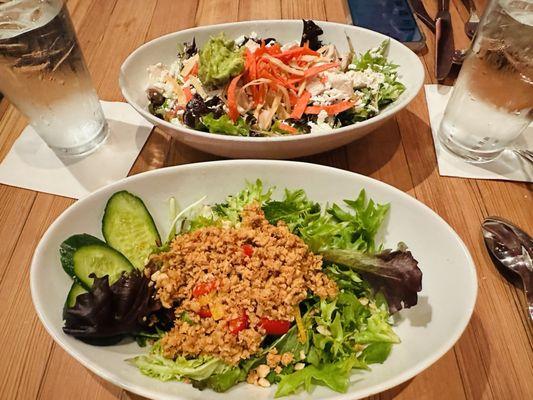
[409,0,436,33]
[435,0,455,80]
[482,217,533,322]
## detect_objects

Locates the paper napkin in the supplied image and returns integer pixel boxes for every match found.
[0,101,153,199]
[425,85,532,183]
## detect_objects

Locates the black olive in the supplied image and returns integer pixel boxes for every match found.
[147,88,165,107]
[249,130,264,137]
[183,94,209,129]
[244,114,257,126]
[205,96,225,119]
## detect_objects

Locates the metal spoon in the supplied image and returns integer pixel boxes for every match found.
[482,217,533,321]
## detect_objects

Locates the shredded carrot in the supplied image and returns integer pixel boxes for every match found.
[227,74,243,122]
[304,100,355,116]
[183,86,193,102]
[190,62,199,76]
[273,46,319,61]
[278,122,297,134]
[290,91,311,120]
[304,62,339,79]
[288,91,298,106]
[184,62,199,80]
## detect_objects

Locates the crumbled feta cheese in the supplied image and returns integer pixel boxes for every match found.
[308,70,356,105]
[168,60,183,78]
[249,31,258,39]
[147,63,180,98]
[306,77,326,97]
[147,63,169,85]
[244,39,260,53]
[346,68,385,91]
[317,110,329,123]
[308,110,333,133]
[235,35,246,46]
[170,117,183,126]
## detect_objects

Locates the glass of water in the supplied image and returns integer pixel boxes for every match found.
[0,0,107,156]
[438,0,533,163]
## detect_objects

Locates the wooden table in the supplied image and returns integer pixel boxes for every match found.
[1,1,532,399]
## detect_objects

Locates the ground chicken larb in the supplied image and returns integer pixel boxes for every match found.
[148,204,337,365]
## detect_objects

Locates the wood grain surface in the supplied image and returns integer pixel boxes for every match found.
[0,1,532,399]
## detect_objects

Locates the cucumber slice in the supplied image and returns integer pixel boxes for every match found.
[102,191,161,270]
[60,233,133,289]
[66,282,87,308]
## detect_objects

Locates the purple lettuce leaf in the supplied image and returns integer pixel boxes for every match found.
[63,270,172,342]
[322,245,422,313]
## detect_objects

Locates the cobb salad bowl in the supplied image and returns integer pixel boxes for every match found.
[31,160,477,400]
[119,20,424,159]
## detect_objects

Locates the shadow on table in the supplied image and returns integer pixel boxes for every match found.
[122,391,149,400]
[340,113,438,194]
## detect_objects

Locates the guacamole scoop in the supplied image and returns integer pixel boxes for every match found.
[198,34,245,88]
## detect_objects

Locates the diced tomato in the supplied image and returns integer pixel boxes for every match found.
[197,307,212,318]
[260,318,291,335]
[228,313,249,334]
[192,280,218,298]
[242,244,254,257]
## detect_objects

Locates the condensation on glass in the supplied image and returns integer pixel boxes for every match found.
[0,0,107,156]
[438,0,533,162]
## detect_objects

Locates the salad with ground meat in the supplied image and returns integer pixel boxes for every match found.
[60,181,422,397]
[146,20,405,136]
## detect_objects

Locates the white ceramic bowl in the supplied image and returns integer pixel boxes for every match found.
[119,20,425,159]
[31,160,477,400]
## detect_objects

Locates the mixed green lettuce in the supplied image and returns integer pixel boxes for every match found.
[202,113,251,136]
[131,341,231,381]
[337,40,406,125]
[132,181,422,396]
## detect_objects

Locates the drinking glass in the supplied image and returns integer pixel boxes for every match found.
[438,0,533,163]
[0,0,108,156]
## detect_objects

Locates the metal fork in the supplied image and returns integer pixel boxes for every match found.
[461,0,480,39]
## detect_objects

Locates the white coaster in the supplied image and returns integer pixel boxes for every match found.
[0,101,154,199]
[425,84,532,183]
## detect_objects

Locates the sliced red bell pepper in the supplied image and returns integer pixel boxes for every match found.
[197,307,212,318]
[260,318,291,335]
[192,279,218,298]
[228,313,249,334]
[242,244,254,257]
